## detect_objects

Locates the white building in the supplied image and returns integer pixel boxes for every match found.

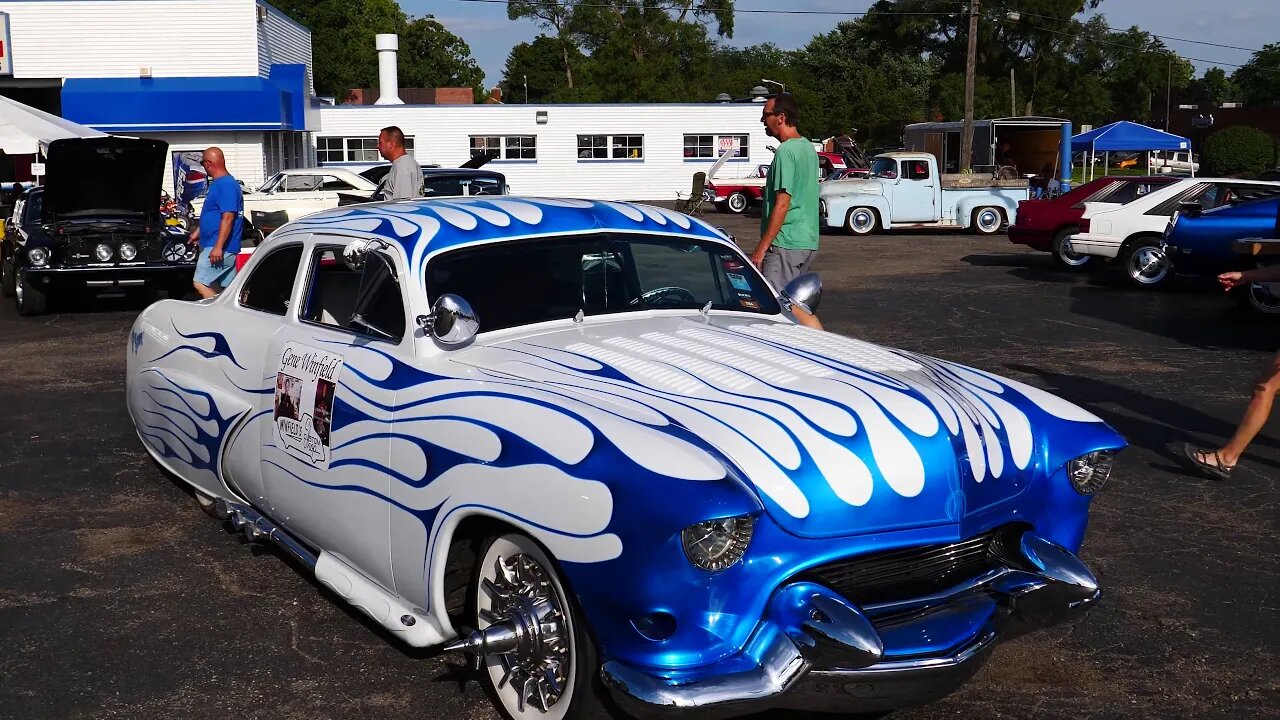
[1,1,772,202]
[0,0,318,194]
[317,103,772,201]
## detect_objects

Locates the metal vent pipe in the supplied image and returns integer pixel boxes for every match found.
[374,34,404,105]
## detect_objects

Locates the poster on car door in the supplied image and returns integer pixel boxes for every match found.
[274,342,345,469]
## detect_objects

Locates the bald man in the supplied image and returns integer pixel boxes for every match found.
[187,147,243,298]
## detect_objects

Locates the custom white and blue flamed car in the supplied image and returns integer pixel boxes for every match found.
[126,197,1124,719]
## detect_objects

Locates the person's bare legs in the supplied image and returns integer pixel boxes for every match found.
[1214,350,1280,466]
[193,280,219,299]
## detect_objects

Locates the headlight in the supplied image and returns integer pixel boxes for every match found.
[1067,450,1115,495]
[27,246,49,266]
[119,243,138,261]
[95,243,113,262]
[681,514,754,572]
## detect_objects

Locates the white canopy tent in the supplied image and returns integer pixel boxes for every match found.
[0,94,105,158]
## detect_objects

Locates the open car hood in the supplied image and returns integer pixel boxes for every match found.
[42,137,168,224]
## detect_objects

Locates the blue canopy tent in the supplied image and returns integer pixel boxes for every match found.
[1071,121,1193,181]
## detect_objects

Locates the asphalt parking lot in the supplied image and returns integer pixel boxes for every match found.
[1,206,1277,720]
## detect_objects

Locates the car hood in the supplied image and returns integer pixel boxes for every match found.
[452,316,1124,538]
[42,137,168,224]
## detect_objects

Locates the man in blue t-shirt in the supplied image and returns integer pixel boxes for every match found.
[188,147,243,298]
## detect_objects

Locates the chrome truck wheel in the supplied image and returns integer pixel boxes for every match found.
[972,207,1004,235]
[844,207,878,235]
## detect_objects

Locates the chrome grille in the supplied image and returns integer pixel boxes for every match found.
[802,524,1029,607]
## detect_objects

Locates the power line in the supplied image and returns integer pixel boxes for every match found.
[444,0,963,17]
[994,7,1266,54]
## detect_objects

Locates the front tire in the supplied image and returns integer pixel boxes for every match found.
[474,533,603,720]
[844,207,879,235]
[15,268,47,315]
[1119,239,1171,289]
[1233,283,1280,315]
[972,207,1004,235]
[725,192,749,214]
[1051,228,1092,269]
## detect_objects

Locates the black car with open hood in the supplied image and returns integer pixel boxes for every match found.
[0,137,197,316]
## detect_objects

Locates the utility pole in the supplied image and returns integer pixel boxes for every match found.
[961,0,980,173]
[1165,57,1172,131]
[524,75,528,104]
[1010,68,1016,117]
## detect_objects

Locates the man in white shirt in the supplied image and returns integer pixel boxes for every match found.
[377,126,422,201]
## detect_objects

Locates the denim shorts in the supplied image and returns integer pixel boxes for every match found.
[193,246,238,288]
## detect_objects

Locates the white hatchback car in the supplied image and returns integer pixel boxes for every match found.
[1069,178,1280,287]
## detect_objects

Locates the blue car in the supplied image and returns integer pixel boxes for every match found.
[126,197,1126,718]
[1162,190,1280,313]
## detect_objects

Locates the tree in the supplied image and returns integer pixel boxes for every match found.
[500,35,585,103]
[1233,43,1280,106]
[400,16,486,98]
[507,0,579,89]
[1202,126,1275,176]
[270,1,484,100]
[1188,67,1240,109]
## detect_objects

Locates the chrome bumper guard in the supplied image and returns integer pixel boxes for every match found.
[601,533,1099,718]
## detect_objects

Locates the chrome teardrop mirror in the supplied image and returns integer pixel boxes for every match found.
[781,272,822,313]
[427,293,479,347]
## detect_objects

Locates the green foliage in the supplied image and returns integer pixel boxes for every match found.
[1202,126,1276,177]
[269,2,482,99]
[500,36,586,103]
[1232,44,1280,106]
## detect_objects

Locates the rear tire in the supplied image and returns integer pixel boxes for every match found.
[15,269,47,316]
[1233,283,1280,315]
[1051,228,1092,270]
[972,207,1004,235]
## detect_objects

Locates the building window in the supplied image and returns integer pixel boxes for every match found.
[577,134,644,161]
[316,137,415,164]
[683,134,749,160]
[470,136,537,162]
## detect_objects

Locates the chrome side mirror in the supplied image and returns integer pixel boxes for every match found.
[781,272,822,314]
[417,293,479,347]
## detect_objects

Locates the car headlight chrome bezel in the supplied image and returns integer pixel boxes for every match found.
[27,246,50,266]
[1067,450,1115,495]
[119,243,138,261]
[681,514,755,572]
[94,243,114,262]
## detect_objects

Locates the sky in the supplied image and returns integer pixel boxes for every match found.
[404,0,1279,89]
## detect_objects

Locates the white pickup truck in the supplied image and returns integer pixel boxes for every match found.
[819,152,1029,235]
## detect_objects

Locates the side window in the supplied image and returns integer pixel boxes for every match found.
[319,176,357,192]
[239,245,303,315]
[283,175,321,192]
[905,160,931,180]
[1187,184,1221,209]
[423,177,466,197]
[1149,184,1209,216]
[302,247,406,342]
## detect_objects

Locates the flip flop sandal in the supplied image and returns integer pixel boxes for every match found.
[1183,442,1235,481]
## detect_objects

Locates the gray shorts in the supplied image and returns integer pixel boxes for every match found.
[761,246,816,291]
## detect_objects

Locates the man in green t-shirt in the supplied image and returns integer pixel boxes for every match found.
[749,93,822,329]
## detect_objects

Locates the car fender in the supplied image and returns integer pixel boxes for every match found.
[955,195,1020,228]
[823,192,890,229]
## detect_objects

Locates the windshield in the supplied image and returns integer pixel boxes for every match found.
[257,174,284,194]
[23,192,43,225]
[426,234,781,334]
[869,158,898,179]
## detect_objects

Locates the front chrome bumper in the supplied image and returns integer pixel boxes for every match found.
[600,533,1099,718]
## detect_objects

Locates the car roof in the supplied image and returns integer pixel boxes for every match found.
[271,198,731,277]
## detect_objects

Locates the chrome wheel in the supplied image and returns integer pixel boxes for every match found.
[973,207,1003,235]
[845,207,877,235]
[1123,242,1170,287]
[1052,229,1091,269]
[726,192,748,214]
[477,534,576,720]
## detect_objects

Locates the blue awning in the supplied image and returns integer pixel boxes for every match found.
[1070,121,1190,152]
[61,64,312,133]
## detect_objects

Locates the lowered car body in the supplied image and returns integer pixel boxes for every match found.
[126,197,1124,718]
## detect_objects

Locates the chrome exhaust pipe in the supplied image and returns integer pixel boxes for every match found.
[214,498,318,569]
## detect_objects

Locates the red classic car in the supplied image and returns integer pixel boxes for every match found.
[1008,175,1178,268]
[708,152,857,214]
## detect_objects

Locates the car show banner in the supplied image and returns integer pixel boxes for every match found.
[274,343,344,469]
[0,14,12,76]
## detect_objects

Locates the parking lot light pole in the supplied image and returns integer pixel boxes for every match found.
[961,0,980,173]
[761,78,785,94]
